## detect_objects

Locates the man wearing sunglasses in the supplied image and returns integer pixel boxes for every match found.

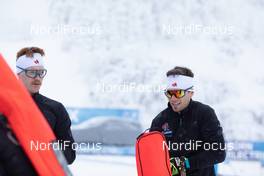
[150,66,226,176]
[16,47,76,164]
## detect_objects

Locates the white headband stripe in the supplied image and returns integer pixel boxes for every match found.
[166,75,194,90]
[16,53,45,73]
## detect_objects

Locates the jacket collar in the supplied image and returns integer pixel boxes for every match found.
[31,92,42,102]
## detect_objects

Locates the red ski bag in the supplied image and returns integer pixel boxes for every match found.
[136,130,172,176]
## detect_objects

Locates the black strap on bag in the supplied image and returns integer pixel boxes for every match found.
[0,114,19,146]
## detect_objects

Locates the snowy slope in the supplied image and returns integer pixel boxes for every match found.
[1,0,264,175]
[69,155,264,176]
[2,0,263,140]
[69,155,137,176]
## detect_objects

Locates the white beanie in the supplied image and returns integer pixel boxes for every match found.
[16,53,45,73]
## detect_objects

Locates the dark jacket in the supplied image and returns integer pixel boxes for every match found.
[150,100,226,176]
[0,115,37,176]
[32,93,76,164]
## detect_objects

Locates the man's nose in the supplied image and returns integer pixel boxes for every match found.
[170,95,178,101]
[33,75,42,80]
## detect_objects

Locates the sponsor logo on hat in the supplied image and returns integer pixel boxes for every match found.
[172,82,177,87]
[34,60,39,64]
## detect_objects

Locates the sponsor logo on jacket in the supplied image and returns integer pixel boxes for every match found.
[162,122,173,137]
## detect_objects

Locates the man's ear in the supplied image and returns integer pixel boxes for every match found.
[189,91,194,98]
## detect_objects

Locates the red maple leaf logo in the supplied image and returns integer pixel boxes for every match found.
[34,60,39,64]
[172,82,177,87]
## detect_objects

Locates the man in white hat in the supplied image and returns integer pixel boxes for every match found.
[16,47,76,164]
[150,66,226,176]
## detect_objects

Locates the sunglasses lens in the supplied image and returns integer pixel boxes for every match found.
[165,91,172,98]
[25,70,47,78]
[178,90,185,98]
[166,90,185,98]
[38,70,47,78]
[26,70,37,78]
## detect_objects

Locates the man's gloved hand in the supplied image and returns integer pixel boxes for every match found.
[170,156,190,176]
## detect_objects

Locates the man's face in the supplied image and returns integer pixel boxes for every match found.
[168,90,194,112]
[17,66,46,94]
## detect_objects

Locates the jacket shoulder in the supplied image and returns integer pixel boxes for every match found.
[153,108,169,122]
[37,94,63,108]
[191,100,219,127]
[150,108,170,131]
[192,100,215,113]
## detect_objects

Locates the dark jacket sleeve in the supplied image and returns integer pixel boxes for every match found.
[150,119,158,131]
[54,103,76,164]
[188,107,226,169]
[150,113,163,132]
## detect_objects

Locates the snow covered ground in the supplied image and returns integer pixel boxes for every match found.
[218,161,264,176]
[70,154,264,176]
[69,154,137,176]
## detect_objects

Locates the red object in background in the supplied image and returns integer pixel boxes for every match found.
[0,54,69,176]
[136,130,172,176]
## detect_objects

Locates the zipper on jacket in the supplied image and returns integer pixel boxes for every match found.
[179,118,183,127]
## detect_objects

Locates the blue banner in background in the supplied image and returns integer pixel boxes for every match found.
[67,107,139,125]
[226,141,264,163]
[253,142,264,151]
[67,107,141,147]
[217,141,264,175]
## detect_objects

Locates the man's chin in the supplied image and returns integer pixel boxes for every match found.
[30,85,41,92]
[30,89,40,94]
[172,106,181,112]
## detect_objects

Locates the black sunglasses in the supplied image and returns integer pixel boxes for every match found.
[17,66,47,78]
[164,87,193,99]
